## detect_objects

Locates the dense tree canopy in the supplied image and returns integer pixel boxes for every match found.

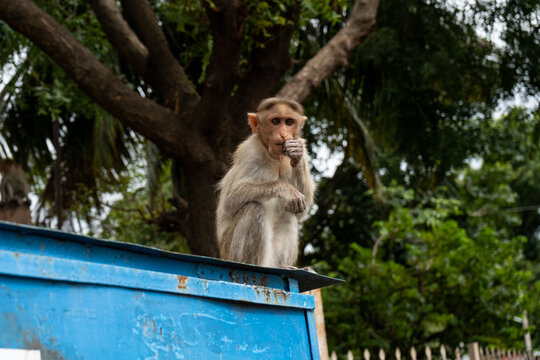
[1,0,539,355]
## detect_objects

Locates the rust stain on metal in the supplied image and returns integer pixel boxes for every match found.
[272,288,290,302]
[254,285,273,303]
[229,271,270,288]
[228,271,241,284]
[261,287,272,302]
[201,279,209,292]
[253,284,291,304]
[177,275,188,290]
[142,319,156,338]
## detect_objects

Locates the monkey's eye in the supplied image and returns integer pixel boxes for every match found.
[285,118,295,126]
[271,118,280,125]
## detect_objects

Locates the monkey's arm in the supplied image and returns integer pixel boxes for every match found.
[221,180,305,216]
[293,158,315,211]
[287,139,315,214]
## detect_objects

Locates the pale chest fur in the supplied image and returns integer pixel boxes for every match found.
[261,156,297,224]
[266,155,294,184]
[279,156,293,182]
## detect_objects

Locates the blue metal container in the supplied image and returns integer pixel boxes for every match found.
[0,222,340,359]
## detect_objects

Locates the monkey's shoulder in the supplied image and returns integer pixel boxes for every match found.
[232,135,272,165]
[236,134,264,152]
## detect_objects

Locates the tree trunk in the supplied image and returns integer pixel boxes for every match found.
[183,161,224,258]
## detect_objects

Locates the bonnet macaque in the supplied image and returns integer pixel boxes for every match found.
[216,97,315,267]
[0,159,30,205]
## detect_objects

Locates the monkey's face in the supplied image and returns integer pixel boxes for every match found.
[248,104,305,159]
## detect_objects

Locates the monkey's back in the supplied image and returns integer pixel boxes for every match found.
[216,135,281,242]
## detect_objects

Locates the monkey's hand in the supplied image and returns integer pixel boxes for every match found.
[284,188,306,214]
[283,140,303,167]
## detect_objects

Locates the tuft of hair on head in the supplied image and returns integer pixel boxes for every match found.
[256,97,304,116]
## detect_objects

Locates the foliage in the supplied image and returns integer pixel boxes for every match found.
[300,0,504,192]
[0,1,134,227]
[467,0,540,96]
[475,108,540,260]
[311,183,532,353]
[300,0,539,196]
[303,108,540,352]
[98,154,189,253]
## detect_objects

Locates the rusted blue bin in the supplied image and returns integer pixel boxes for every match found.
[0,221,340,359]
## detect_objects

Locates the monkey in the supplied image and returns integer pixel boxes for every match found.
[0,159,30,206]
[216,97,315,267]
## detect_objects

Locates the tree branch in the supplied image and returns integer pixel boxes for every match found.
[278,0,380,102]
[88,0,148,74]
[120,0,200,112]
[0,0,212,163]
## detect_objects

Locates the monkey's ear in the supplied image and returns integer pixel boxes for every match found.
[247,113,260,134]
[301,116,307,127]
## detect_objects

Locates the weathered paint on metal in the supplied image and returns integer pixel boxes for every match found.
[289,278,300,293]
[0,222,339,359]
[306,309,322,359]
[0,221,341,292]
[1,276,313,359]
[0,250,314,309]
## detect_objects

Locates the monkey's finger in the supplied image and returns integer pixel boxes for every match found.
[287,204,300,214]
[285,143,301,151]
[296,199,303,213]
[285,146,303,158]
[286,199,298,213]
[283,140,302,151]
[296,198,306,213]
[284,141,302,149]
[288,149,303,158]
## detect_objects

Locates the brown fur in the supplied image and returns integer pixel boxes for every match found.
[216,98,315,267]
